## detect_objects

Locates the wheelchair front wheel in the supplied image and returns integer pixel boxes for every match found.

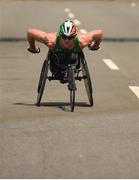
[68,65,76,112]
[70,90,75,112]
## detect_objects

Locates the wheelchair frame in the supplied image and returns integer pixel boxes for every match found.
[36,49,93,112]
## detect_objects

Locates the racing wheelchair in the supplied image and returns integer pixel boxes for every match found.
[36,49,93,112]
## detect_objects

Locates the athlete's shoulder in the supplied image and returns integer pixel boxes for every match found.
[77,32,89,48]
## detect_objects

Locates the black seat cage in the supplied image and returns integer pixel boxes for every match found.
[46,49,87,81]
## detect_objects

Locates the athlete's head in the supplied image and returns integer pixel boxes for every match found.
[59,19,77,37]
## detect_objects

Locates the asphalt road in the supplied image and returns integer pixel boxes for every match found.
[0,0,139,178]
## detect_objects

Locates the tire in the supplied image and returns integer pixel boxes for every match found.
[68,66,76,112]
[70,90,75,112]
[37,60,46,93]
[36,60,49,106]
[80,53,93,106]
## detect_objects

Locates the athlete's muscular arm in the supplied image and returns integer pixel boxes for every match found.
[88,30,103,50]
[27,28,48,53]
[79,29,103,50]
[27,28,56,53]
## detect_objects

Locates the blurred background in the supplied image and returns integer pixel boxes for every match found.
[0,0,139,40]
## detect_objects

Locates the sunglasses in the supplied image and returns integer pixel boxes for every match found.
[61,35,74,40]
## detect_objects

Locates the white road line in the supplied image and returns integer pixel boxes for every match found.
[64,8,71,13]
[68,13,75,19]
[73,19,81,26]
[79,29,87,34]
[131,2,136,7]
[129,86,139,98]
[103,59,120,70]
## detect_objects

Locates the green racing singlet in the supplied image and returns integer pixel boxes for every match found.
[49,32,81,75]
[55,32,81,53]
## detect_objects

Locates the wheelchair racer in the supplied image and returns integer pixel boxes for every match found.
[27,19,103,53]
[27,19,103,83]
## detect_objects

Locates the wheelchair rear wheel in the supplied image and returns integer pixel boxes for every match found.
[36,60,49,106]
[80,56,93,106]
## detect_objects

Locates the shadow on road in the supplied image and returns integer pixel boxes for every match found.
[13,102,90,112]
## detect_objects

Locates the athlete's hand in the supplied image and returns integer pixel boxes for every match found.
[88,42,100,51]
[27,47,40,54]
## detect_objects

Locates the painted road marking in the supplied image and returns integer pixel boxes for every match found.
[68,13,75,19]
[64,8,70,13]
[64,8,139,101]
[129,86,139,98]
[64,8,81,26]
[131,2,136,7]
[73,19,81,26]
[103,59,120,70]
[79,29,87,34]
